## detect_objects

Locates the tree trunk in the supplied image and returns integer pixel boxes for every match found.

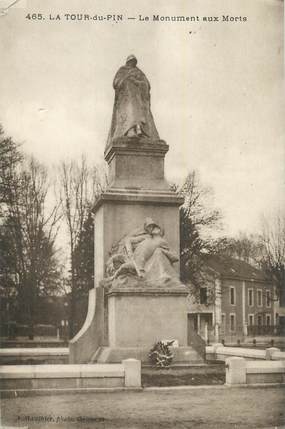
[28,278,35,340]
[69,258,76,339]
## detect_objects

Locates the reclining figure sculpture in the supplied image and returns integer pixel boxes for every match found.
[105,218,180,288]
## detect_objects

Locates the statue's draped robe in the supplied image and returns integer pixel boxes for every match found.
[107,65,160,146]
[132,234,179,284]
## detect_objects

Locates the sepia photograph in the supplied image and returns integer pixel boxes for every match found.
[0,0,284,428]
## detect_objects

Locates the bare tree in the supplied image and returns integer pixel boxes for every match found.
[0,125,22,215]
[178,171,223,301]
[216,232,263,266]
[0,155,62,338]
[259,212,285,303]
[58,156,107,337]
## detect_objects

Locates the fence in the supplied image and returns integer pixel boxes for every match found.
[0,323,62,338]
[247,325,284,336]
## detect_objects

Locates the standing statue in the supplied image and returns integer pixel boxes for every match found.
[107,55,160,146]
[105,218,180,288]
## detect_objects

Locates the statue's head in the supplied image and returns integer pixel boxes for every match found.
[126,54,137,67]
[144,217,163,236]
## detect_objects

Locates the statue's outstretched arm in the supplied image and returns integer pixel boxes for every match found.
[123,235,147,278]
[124,234,145,258]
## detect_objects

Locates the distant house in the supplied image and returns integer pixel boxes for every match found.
[278,284,285,334]
[186,256,278,343]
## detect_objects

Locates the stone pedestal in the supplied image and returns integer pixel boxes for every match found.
[70,136,199,363]
[107,287,188,348]
[93,137,191,362]
[105,137,170,191]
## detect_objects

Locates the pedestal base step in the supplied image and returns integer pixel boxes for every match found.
[91,346,204,365]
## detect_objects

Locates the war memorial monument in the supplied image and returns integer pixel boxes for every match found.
[69,55,203,364]
[1,57,284,429]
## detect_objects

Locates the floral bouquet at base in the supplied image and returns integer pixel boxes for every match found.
[148,340,174,369]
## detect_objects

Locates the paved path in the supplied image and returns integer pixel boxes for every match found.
[1,386,285,428]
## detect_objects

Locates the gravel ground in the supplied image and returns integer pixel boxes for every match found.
[1,386,285,429]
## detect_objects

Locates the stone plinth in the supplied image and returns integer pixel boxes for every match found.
[105,137,169,190]
[107,286,188,348]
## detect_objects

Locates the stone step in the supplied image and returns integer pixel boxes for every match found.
[92,346,204,364]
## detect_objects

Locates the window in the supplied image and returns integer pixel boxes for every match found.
[257,289,262,307]
[230,314,236,332]
[200,288,207,305]
[266,314,271,326]
[248,289,254,307]
[230,287,235,305]
[257,315,262,326]
[221,314,226,332]
[266,290,271,308]
[248,314,254,326]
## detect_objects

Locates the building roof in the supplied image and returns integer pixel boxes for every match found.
[203,255,269,282]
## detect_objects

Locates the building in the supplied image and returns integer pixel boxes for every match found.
[187,256,277,343]
[277,284,285,334]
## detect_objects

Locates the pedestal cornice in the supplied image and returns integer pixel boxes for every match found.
[106,286,189,297]
[103,137,173,192]
[104,137,169,163]
[93,189,184,212]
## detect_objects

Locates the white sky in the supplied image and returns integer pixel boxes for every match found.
[0,0,284,237]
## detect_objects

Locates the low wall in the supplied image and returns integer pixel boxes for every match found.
[269,349,285,360]
[206,344,285,362]
[69,287,104,364]
[0,347,69,365]
[0,359,141,392]
[226,357,285,386]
